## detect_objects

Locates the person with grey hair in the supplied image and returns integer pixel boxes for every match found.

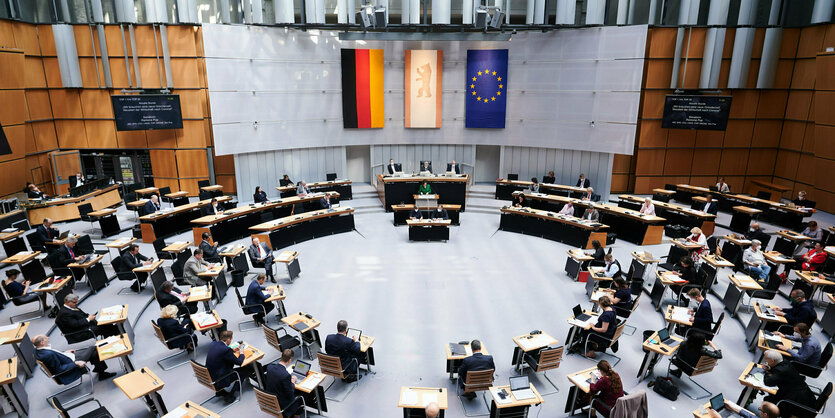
[56,236,84,268]
[184,248,212,286]
[32,334,115,382]
[425,402,440,418]
[761,349,815,418]
[296,181,310,197]
[155,280,198,316]
[55,293,119,343]
[743,239,770,283]
[325,320,363,382]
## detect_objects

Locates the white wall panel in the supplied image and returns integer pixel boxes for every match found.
[500,147,614,201]
[234,147,348,202]
[203,25,646,156]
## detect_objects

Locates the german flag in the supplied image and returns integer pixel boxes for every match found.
[341,49,384,129]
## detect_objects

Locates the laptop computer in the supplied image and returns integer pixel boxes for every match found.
[449,343,467,356]
[292,359,312,381]
[655,328,677,346]
[347,328,362,341]
[572,304,591,322]
[509,376,535,400]
[709,393,725,411]
[58,230,70,240]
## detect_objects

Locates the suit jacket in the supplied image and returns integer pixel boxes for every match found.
[248,243,272,264]
[265,363,297,409]
[542,176,555,184]
[745,229,769,244]
[35,348,84,385]
[582,209,599,222]
[692,299,713,332]
[55,305,95,343]
[184,256,211,285]
[576,178,591,188]
[203,203,224,216]
[245,280,269,313]
[432,209,449,220]
[700,201,718,215]
[157,317,192,349]
[325,333,362,370]
[279,179,293,187]
[458,352,495,381]
[421,165,432,173]
[143,200,160,215]
[320,198,332,209]
[199,240,219,261]
[157,290,187,312]
[56,245,77,268]
[409,208,422,219]
[27,190,45,199]
[205,341,244,389]
[447,163,461,174]
[387,164,397,174]
[36,224,59,243]
[120,251,148,272]
[254,191,268,203]
[763,361,815,407]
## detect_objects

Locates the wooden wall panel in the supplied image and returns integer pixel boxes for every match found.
[802,122,816,153]
[756,91,788,118]
[54,120,87,148]
[796,154,816,184]
[48,90,83,118]
[146,129,177,148]
[133,26,160,57]
[178,178,207,196]
[79,58,105,88]
[24,57,46,88]
[785,91,813,120]
[0,90,26,125]
[116,130,147,149]
[138,58,164,89]
[722,121,754,148]
[752,120,782,148]
[635,150,665,176]
[108,57,131,88]
[719,149,749,175]
[648,28,677,58]
[666,129,696,148]
[103,26,127,58]
[728,90,759,118]
[35,25,56,56]
[773,60,794,89]
[177,89,205,118]
[780,29,801,58]
[171,58,201,88]
[0,20,17,48]
[638,121,667,148]
[84,121,117,148]
[815,90,835,125]
[167,26,199,57]
[814,125,835,160]
[31,121,58,151]
[215,175,236,194]
[0,51,24,89]
[13,24,39,55]
[176,120,208,148]
[690,149,721,175]
[663,149,693,175]
[42,57,63,87]
[797,25,826,58]
[0,159,26,197]
[645,60,673,89]
[816,54,835,90]
[779,121,806,150]
[80,90,114,119]
[774,150,800,179]
[0,125,25,162]
[151,177,181,193]
[149,150,177,178]
[695,130,724,148]
[747,149,778,175]
[791,58,816,90]
[176,149,209,177]
[73,25,96,56]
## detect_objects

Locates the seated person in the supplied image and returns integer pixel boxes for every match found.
[265,349,303,416]
[582,207,599,222]
[512,194,525,208]
[688,288,714,334]
[774,323,821,366]
[279,174,294,187]
[542,171,555,184]
[582,240,605,270]
[793,242,827,273]
[203,198,225,215]
[799,221,822,247]
[761,349,816,418]
[528,178,539,193]
[386,159,398,175]
[32,334,115,381]
[581,296,617,358]
[669,332,721,377]
[245,274,274,326]
[296,181,310,196]
[447,160,461,174]
[744,240,771,283]
[320,194,333,209]
[708,400,780,418]
[673,256,697,284]
[158,305,196,352]
[325,320,363,382]
[457,339,494,399]
[37,218,60,244]
[602,254,621,279]
[792,191,810,208]
[582,187,595,201]
[686,227,708,261]
[576,173,590,188]
[2,268,44,305]
[248,236,275,283]
[156,280,198,316]
[425,402,441,418]
[771,289,816,329]
[253,186,268,203]
[55,293,119,343]
[715,177,730,193]
[199,232,221,263]
[206,331,248,404]
[184,248,212,286]
[610,278,632,310]
[432,205,448,220]
[409,207,422,220]
[143,194,161,215]
[580,360,624,418]
[57,236,87,281]
[745,222,769,243]
[26,183,47,199]
[120,244,152,292]
[420,161,432,173]
[559,201,575,216]
[700,194,719,215]
[418,181,432,195]
[639,198,655,216]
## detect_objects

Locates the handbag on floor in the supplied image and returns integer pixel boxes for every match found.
[651,376,679,401]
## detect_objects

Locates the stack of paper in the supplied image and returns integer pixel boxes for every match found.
[671,307,691,322]
[0,324,19,333]
[401,390,418,406]
[100,342,127,356]
[299,376,318,390]
[492,389,512,405]
[763,333,781,342]
[100,305,123,315]
[194,313,219,327]
[191,286,209,296]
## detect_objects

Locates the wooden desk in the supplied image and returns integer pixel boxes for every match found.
[114,367,167,415]
[282,312,322,359]
[68,254,104,269]
[723,274,763,317]
[200,184,224,194]
[488,384,543,416]
[730,205,763,233]
[105,237,136,258]
[139,196,232,243]
[749,179,791,197]
[756,330,793,360]
[565,249,594,280]
[821,293,835,340]
[0,323,36,378]
[701,254,734,269]
[406,219,451,241]
[97,334,135,371]
[237,342,266,387]
[22,184,122,224]
[2,251,39,264]
[629,251,660,282]
[273,250,301,282]
[736,362,777,406]
[378,174,469,211]
[87,208,121,238]
[2,250,47,284]
[565,366,599,415]
[637,331,683,381]
[565,310,599,353]
[664,305,693,333]
[164,191,190,207]
[495,179,532,200]
[277,179,353,200]
[745,303,787,351]
[0,357,27,415]
[585,267,612,298]
[135,187,159,197]
[249,207,356,251]
[499,206,609,249]
[295,371,328,415]
[398,387,448,415]
[773,230,812,256]
[191,310,224,340]
[187,285,213,310]
[795,271,835,302]
[445,342,490,379]
[162,241,191,253]
[511,332,559,373]
[0,229,27,259]
[619,194,716,235]
[649,270,688,311]
[358,334,376,372]
[162,402,220,418]
[263,285,288,319]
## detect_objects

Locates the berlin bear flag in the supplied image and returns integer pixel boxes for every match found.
[405,50,443,128]
[465,49,508,129]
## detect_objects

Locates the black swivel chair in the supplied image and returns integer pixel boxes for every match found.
[153,238,176,260]
[197,180,210,189]
[158,186,173,207]
[77,203,95,234]
[26,231,46,253]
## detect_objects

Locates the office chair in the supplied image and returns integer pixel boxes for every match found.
[775,382,832,417]
[197,180,211,189]
[77,204,95,234]
[190,360,241,412]
[582,320,627,366]
[111,257,144,295]
[253,387,307,418]
[262,323,301,354]
[37,360,94,408]
[158,186,173,207]
[153,238,176,260]
[6,290,46,323]
[317,352,360,402]
[26,231,46,253]
[791,342,832,386]
[150,320,193,370]
[326,173,337,181]
[756,191,772,200]
[198,191,212,201]
[522,346,563,395]
[50,396,112,418]
[233,287,267,331]
[457,368,495,417]
[666,353,720,400]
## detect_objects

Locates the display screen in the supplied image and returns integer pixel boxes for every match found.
[662,95,732,131]
[111,95,183,131]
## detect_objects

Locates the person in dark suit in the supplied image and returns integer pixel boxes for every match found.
[745,222,770,243]
[57,236,87,281]
[203,198,224,216]
[447,160,461,174]
[143,194,161,215]
[457,339,495,398]
[158,305,196,351]
[26,183,47,199]
[699,194,719,215]
[265,349,302,415]
[55,293,119,343]
[206,330,247,404]
[320,194,333,209]
[512,194,525,208]
[325,320,363,382]
[581,187,595,201]
[386,159,397,175]
[543,171,556,184]
[199,232,221,263]
[156,280,198,316]
[249,236,275,283]
[279,175,294,187]
[761,349,816,418]
[245,274,274,326]
[773,289,816,328]
[409,207,422,219]
[576,174,590,189]
[32,334,114,382]
[792,191,810,208]
[688,288,713,334]
[420,161,432,173]
[37,218,59,244]
[253,186,268,203]
[670,332,721,377]
[120,244,152,292]
[432,205,448,220]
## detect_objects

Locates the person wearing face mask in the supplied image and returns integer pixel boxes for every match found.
[768,289,816,331]
[745,222,769,244]
[759,349,815,418]
[773,323,821,366]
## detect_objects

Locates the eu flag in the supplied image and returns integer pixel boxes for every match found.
[465,49,508,129]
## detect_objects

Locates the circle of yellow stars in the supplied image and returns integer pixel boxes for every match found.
[470,68,503,104]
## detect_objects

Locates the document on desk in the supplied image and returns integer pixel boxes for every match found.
[422,393,438,407]
[568,317,597,328]
[0,324,20,333]
[164,407,188,418]
[171,241,187,246]
[401,390,418,406]
[100,342,127,357]
[194,312,219,327]
[190,286,209,297]
[97,314,120,322]
[299,376,318,390]
[671,307,691,323]
[100,305,123,315]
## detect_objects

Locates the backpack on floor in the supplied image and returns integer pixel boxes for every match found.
[652,376,679,401]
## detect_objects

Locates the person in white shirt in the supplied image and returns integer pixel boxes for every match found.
[743,239,771,282]
[528,178,540,193]
[715,177,730,193]
[582,187,595,201]
[639,198,656,216]
[559,201,575,216]
[296,181,310,197]
[603,253,621,278]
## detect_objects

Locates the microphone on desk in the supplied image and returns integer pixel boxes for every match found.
[7,358,12,377]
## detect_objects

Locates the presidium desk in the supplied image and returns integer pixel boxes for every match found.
[499,206,609,249]
[376,174,468,212]
[139,196,233,243]
[22,184,122,225]
[249,207,355,250]
[511,191,666,245]
[277,179,353,200]
[190,192,340,246]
